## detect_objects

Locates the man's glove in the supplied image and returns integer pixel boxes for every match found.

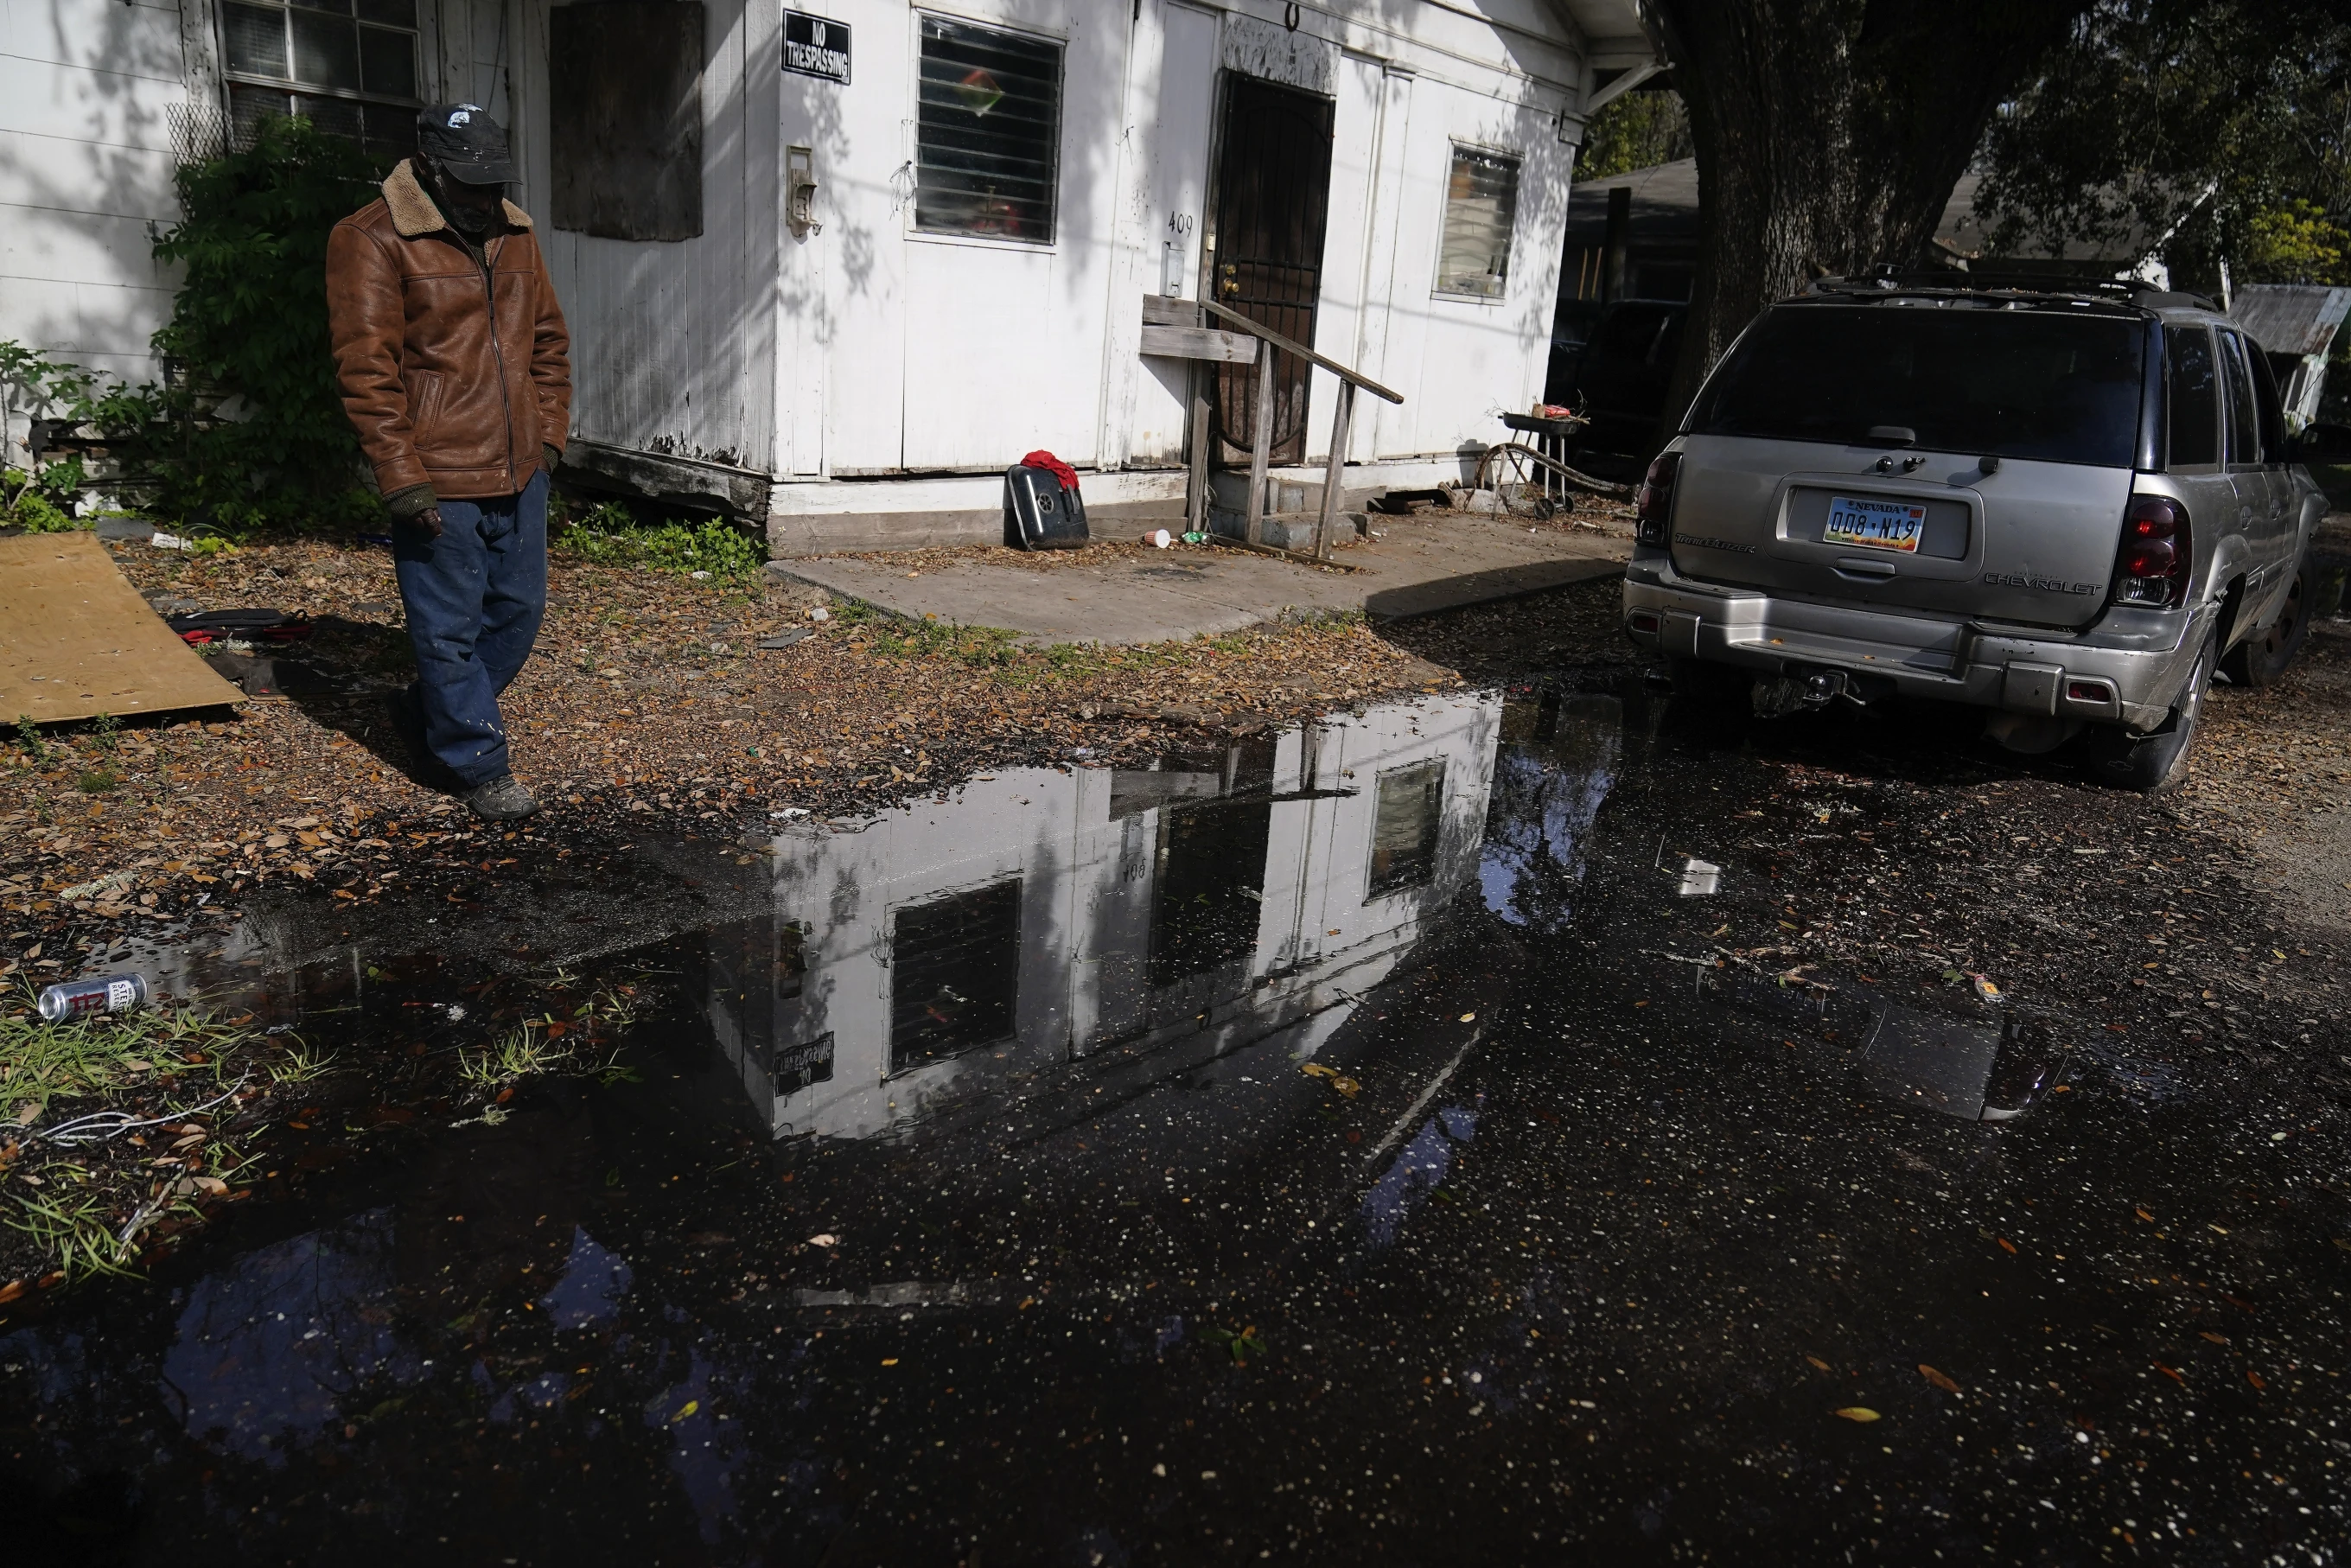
[385,482,441,538]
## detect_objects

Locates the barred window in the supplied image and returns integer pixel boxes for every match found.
[914,14,1061,244]
[1434,146,1520,299]
[221,0,422,158]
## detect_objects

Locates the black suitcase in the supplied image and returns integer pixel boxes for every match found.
[1003,464,1088,550]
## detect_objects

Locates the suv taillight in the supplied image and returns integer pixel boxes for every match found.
[2112,496,2190,608]
[1634,452,1680,547]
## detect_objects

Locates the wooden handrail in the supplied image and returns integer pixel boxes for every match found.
[1195,298,1405,405]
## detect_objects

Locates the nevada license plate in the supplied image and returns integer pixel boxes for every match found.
[1824,495,1926,552]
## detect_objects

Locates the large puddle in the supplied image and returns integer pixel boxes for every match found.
[3,685,2340,1562]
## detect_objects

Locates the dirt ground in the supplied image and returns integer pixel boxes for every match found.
[4,524,2348,1297]
[0,535,1462,940]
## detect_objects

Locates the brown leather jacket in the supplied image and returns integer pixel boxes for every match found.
[326,161,571,502]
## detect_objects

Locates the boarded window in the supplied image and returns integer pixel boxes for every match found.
[550,2,705,242]
[220,0,421,157]
[1435,146,1520,298]
[1367,759,1445,898]
[914,14,1061,243]
[890,879,1022,1072]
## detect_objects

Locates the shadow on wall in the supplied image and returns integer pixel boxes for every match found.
[3,0,196,392]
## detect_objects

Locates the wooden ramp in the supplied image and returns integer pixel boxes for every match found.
[0,533,245,723]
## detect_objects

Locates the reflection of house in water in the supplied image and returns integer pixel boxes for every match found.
[703,694,1502,1139]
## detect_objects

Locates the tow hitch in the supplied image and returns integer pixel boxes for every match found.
[1751,666,1893,717]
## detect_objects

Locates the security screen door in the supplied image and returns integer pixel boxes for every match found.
[1205,73,1335,467]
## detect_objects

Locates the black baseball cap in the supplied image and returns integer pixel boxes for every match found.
[416,104,515,184]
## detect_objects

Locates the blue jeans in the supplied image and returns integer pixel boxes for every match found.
[392,469,547,787]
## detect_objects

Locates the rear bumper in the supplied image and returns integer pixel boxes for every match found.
[1621,554,2206,731]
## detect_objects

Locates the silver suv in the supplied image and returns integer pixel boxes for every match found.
[1621,278,2322,789]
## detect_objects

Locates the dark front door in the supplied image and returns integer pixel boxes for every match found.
[1206,73,1334,467]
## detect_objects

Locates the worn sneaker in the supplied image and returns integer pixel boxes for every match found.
[464,774,538,820]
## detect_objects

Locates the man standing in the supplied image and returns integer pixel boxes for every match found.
[327,105,570,820]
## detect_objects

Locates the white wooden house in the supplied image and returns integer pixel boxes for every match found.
[3,0,1651,548]
[698,691,1503,1140]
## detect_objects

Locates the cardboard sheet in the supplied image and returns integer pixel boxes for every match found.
[0,532,245,723]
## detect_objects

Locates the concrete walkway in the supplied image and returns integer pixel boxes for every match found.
[767,513,1631,645]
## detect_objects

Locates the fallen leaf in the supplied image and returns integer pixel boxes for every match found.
[2208,1223,2228,1235]
[2199,1331,2228,1345]
[1806,1355,1832,1372]
[2135,1208,2154,1222]
[2246,1370,2265,1390]
[1458,1013,1475,1023]
[669,1399,698,1422]
[2154,1362,2183,1383]
[0,1278,24,1304]
[881,1358,899,1367]
[1833,1406,1880,1423]
[807,1233,838,1247]
[1997,1237,2017,1254]
[1918,1364,1961,1395]
[10,1103,37,1127]
[1300,1064,1337,1080]
[1330,1076,1361,1100]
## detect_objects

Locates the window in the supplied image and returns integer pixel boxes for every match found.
[1435,146,1520,298]
[2164,326,2219,468]
[914,14,1061,243]
[1367,760,1446,898]
[889,879,1022,1072]
[2246,336,2288,462]
[221,0,421,158]
[2218,329,2261,465]
[1687,304,2147,468]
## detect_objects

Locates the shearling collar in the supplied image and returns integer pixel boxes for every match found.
[382,159,533,239]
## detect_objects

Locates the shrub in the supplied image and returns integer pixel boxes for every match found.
[143,116,390,535]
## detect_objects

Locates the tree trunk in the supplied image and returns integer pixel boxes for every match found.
[1646,0,2092,448]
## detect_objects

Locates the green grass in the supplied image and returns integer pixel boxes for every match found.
[5,1182,140,1279]
[0,998,263,1113]
[457,1020,564,1087]
[828,597,1360,687]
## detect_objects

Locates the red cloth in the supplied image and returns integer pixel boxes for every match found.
[1021,449,1080,492]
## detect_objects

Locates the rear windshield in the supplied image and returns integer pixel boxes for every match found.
[1687,303,2148,467]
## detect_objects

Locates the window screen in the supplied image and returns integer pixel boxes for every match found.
[1435,147,1520,298]
[914,14,1061,243]
[221,0,420,157]
[2218,330,2260,465]
[889,878,1022,1072]
[2164,326,2219,468]
[1367,760,1445,898]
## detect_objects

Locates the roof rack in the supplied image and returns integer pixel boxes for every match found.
[1805,270,2218,313]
